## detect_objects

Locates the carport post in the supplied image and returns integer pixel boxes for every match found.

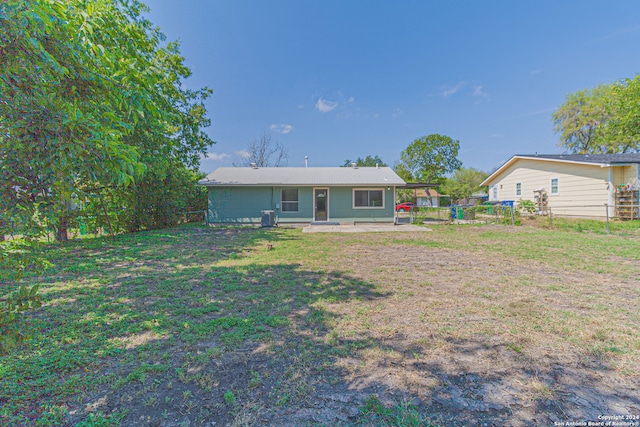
[605,204,610,235]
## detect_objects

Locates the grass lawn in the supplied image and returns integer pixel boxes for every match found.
[1,222,639,426]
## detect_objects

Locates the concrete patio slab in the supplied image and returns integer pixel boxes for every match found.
[301,223,431,233]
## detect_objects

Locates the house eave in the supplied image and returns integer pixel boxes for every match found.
[198,182,399,187]
[480,155,627,186]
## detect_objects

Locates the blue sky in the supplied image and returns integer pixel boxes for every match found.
[144,1,640,174]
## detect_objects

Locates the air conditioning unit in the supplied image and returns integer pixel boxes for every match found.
[261,210,275,227]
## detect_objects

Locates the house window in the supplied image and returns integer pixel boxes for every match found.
[353,189,384,208]
[281,188,298,212]
[515,182,522,197]
[492,185,498,200]
[550,178,559,195]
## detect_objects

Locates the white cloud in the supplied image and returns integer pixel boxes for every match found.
[315,98,338,113]
[530,69,542,76]
[443,81,466,98]
[473,85,487,97]
[270,123,293,134]
[346,96,355,103]
[235,150,251,158]
[391,108,403,118]
[202,152,230,161]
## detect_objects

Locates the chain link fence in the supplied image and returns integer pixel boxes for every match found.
[399,203,640,236]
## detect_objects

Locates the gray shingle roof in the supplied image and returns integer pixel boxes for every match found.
[199,167,405,186]
[516,153,640,165]
[481,153,640,186]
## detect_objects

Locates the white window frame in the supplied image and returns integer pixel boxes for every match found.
[515,182,522,197]
[353,188,385,209]
[281,188,299,212]
[492,185,498,200]
[550,177,559,195]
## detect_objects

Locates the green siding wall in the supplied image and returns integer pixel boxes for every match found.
[274,187,314,223]
[208,187,273,223]
[208,186,396,224]
[329,187,395,222]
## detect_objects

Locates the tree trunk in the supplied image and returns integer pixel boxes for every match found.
[426,188,433,207]
[55,214,68,242]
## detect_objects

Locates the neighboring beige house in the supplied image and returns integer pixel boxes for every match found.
[481,154,640,219]
[413,189,441,207]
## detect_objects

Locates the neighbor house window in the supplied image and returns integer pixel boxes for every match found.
[515,182,522,197]
[281,188,298,212]
[492,185,498,200]
[353,189,384,208]
[550,178,559,195]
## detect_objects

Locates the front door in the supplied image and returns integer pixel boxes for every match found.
[314,189,328,221]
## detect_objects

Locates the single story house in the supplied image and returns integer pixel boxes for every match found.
[199,166,405,225]
[413,189,441,207]
[481,153,640,219]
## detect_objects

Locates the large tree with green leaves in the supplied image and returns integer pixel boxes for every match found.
[553,76,640,154]
[1,0,212,240]
[397,134,462,183]
[0,0,213,351]
[552,84,614,153]
[606,75,640,152]
[440,167,488,204]
[396,134,462,206]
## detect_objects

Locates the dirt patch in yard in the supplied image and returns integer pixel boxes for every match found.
[5,226,640,427]
[321,239,639,425]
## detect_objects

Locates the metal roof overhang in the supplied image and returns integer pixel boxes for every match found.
[396,183,439,189]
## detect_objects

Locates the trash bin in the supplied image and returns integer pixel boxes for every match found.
[457,207,464,219]
[483,202,493,215]
[451,206,457,219]
[78,216,87,235]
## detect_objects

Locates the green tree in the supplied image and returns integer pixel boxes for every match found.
[398,134,462,183]
[605,75,640,152]
[0,0,213,350]
[553,77,640,154]
[440,167,489,204]
[1,0,212,242]
[552,84,614,153]
[397,134,462,204]
[342,155,387,167]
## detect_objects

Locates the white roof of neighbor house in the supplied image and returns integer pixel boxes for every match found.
[199,167,405,186]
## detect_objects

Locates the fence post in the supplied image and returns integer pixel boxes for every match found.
[548,207,552,228]
[605,204,610,235]
[511,205,515,226]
